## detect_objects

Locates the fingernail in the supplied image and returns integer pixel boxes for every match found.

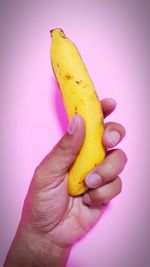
[67,115,83,135]
[85,173,102,188]
[83,193,91,205]
[67,116,78,135]
[108,131,121,146]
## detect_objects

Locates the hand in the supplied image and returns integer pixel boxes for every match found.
[4,98,127,267]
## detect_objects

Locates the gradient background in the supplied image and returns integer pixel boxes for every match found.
[0,1,150,266]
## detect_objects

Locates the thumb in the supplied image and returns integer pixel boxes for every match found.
[34,114,85,187]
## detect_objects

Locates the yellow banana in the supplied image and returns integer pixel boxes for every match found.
[50,28,106,196]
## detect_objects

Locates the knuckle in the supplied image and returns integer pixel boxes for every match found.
[105,162,114,173]
[90,189,107,203]
[89,177,123,206]
[99,193,108,203]
[34,165,42,179]
[98,161,115,181]
[97,149,127,181]
[116,177,122,194]
[116,149,128,163]
[57,139,77,158]
[34,165,46,185]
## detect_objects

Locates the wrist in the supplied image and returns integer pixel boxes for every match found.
[4,223,71,267]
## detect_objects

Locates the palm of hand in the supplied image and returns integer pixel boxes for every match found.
[28,173,105,247]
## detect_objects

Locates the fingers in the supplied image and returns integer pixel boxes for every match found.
[83,177,122,206]
[83,148,127,206]
[101,98,126,148]
[82,98,127,207]
[101,98,117,118]
[85,149,127,188]
[103,122,126,148]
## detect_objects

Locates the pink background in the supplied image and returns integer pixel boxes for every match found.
[0,1,150,266]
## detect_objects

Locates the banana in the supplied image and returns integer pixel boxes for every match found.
[50,28,106,196]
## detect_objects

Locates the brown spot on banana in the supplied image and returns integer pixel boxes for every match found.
[75,106,78,114]
[75,80,82,85]
[65,73,73,80]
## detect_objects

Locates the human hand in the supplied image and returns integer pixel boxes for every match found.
[4,98,127,267]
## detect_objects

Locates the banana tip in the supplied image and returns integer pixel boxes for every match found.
[50,28,65,38]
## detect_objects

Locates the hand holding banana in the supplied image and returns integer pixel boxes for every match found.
[3,28,127,267]
[50,28,106,196]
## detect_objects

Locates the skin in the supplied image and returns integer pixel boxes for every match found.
[4,98,127,267]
